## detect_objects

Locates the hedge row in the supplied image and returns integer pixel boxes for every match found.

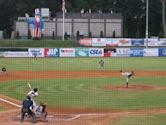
[0,39,78,47]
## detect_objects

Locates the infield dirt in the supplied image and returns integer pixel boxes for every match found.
[0,70,166,125]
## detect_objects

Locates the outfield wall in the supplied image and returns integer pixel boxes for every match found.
[0,48,166,57]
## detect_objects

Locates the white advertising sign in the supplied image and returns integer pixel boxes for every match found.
[4,52,29,57]
[105,39,119,46]
[89,48,104,57]
[143,48,158,56]
[60,48,75,57]
[92,38,106,46]
[41,8,49,17]
[28,48,44,57]
[118,38,131,46]
[159,39,166,46]
[147,39,159,46]
[116,48,130,57]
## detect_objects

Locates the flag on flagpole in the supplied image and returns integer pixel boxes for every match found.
[62,0,66,12]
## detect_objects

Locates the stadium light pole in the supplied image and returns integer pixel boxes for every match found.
[62,10,65,41]
[62,0,66,41]
[145,0,149,48]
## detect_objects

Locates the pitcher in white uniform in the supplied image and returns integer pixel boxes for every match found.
[120,70,134,88]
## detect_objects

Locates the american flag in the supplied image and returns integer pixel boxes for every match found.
[62,0,66,12]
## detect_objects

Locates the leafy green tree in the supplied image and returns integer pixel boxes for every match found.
[88,31,92,38]
[28,29,31,39]
[76,31,80,40]
[52,31,55,40]
[64,32,68,40]
[100,31,104,38]
[160,0,166,37]
[112,30,116,38]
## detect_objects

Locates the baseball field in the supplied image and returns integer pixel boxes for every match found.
[0,57,166,125]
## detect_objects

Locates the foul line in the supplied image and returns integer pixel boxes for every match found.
[0,98,21,108]
[65,115,81,121]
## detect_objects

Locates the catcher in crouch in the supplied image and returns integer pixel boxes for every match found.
[120,70,134,88]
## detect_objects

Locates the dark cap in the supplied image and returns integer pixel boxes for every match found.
[33,88,38,92]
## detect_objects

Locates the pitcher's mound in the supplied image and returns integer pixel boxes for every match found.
[106,84,166,91]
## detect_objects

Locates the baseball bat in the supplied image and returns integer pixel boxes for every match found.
[28,82,32,90]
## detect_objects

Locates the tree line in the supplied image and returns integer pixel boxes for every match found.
[0,0,165,38]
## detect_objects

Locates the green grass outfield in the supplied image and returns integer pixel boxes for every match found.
[0,57,166,71]
[1,77,166,110]
[0,57,166,124]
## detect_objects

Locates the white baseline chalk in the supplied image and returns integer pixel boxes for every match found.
[0,98,21,108]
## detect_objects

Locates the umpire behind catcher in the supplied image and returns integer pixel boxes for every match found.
[20,96,36,123]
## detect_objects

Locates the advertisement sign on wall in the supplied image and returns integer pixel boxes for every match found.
[118,39,131,46]
[147,39,159,46]
[28,48,44,57]
[89,48,104,57]
[104,48,116,57]
[75,48,89,57]
[105,39,119,46]
[159,39,166,46]
[0,52,4,57]
[44,48,59,57]
[79,38,92,46]
[143,48,158,56]
[3,52,28,57]
[159,48,166,56]
[130,48,143,57]
[116,48,130,57]
[60,48,75,57]
[92,38,107,46]
[131,39,144,46]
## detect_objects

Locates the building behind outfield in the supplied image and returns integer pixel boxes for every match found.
[15,12,123,39]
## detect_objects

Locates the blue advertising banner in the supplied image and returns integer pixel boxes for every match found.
[130,48,143,57]
[131,39,144,46]
[159,48,166,57]
[44,48,59,57]
[75,48,89,57]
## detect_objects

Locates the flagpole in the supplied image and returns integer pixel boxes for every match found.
[62,10,65,40]
[62,0,65,41]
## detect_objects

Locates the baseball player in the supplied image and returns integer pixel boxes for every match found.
[20,96,36,123]
[27,88,38,108]
[1,66,8,76]
[99,59,104,69]
[120,70,134,88]
[33,52,37,60]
